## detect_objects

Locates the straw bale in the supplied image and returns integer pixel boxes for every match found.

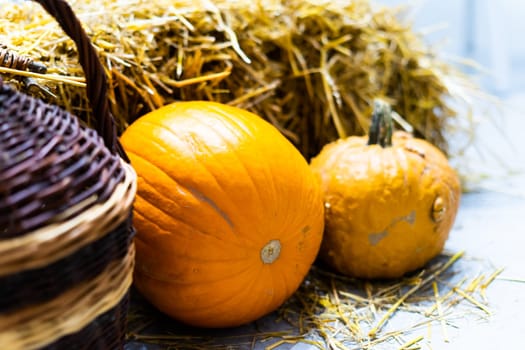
[1,0,474,158]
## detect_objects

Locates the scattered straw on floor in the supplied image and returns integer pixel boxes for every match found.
[125,251,503,350]
[1,0,479,159]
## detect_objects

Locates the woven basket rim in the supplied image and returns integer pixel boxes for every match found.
[0,243,135,350]
[0,161,136,276]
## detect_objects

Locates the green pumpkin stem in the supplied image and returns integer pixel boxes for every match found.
[367,99,393,148]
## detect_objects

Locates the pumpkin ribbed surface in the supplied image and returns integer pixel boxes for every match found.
[120,101,324,327]
[310,131,461,279]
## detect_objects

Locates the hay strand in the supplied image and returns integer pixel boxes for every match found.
[398,335,424,350]
[368,251,464,338]
[0,66,86,86]
[431,281,449,342]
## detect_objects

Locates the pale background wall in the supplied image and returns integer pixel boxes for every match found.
[372,0,525,187]
[375,0,523,95]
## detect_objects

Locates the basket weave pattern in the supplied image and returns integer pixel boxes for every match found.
[0,79,125,238]
[0,245,135,349]
[0,149,136,312]
[0,0,138,349]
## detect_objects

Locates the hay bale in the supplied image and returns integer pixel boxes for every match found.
[1,0,473,158]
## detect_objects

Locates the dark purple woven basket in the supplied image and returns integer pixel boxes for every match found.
[0,1,136,349]
[0,80,126,238]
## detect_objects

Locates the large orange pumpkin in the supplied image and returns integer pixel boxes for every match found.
[310,100,461,279]
[120,101,324,328]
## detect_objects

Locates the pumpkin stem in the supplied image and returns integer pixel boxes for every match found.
[367,99,393,148]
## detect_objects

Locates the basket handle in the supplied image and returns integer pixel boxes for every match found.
[33,0,129,162]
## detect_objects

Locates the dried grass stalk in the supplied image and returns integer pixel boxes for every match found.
[1,0,475,158]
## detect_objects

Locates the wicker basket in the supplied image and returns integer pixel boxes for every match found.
[0,0,137,349]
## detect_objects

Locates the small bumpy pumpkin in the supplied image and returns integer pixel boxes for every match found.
[120,101,324,327]
[310,100,461,279]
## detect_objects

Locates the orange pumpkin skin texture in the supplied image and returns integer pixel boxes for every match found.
[120,101,324,328]
[310,102,461,279]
